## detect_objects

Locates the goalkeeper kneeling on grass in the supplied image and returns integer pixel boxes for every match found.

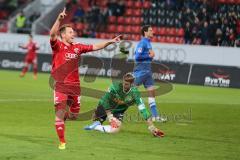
[84,73,164,137]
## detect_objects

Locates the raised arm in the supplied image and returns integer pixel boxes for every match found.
[50,7,67,41]
[92,35,122,51]
[18,44,27,49]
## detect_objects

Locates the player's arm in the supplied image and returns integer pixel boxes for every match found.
[92,35,122,51]
[134,92,164,137]
[137,102,164,137]
[149,49,155,58]
[147,40,155,58]
[18,44,27,49]
[50,7,66,41]
[36,45,40,50]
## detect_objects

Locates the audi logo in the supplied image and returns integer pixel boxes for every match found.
[154,48,186,63]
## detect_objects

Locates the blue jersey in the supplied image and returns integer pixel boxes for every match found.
[134,37,153,74]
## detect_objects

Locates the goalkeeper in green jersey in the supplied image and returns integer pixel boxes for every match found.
[84,73,164,137]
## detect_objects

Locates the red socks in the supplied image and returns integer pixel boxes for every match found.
[55,120,65,143]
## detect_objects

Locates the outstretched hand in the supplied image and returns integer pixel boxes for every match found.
[110,35,122,43]
[148,125,164,138]
[58,7,67,21]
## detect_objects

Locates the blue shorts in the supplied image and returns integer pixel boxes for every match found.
[134,71,154,88]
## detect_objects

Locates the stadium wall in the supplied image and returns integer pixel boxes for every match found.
[0,33,239,67]
[0,51,240,88]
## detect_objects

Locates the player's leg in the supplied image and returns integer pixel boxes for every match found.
[84,105,122,133]
[32,58,38,79]
[143,72,160,121]
[20,61,30,77]
[144,73,167,122]
[54,91,68,149]
[66,95,81,120]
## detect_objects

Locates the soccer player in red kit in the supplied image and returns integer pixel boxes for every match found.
[19,34,39,79]
[50,8,121,149]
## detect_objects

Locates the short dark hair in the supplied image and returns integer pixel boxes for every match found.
[59,24,72,37]
[141,25,151,36]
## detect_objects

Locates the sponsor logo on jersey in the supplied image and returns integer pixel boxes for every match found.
[65,53,78,60]
[137,48,142,53]
[74,48,79,54]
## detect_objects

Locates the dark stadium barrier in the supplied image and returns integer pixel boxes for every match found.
[1,51,240,88]
[189,65,240,88]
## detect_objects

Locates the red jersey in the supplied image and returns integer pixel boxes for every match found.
[50,39,93,95]
[23,42,38,60]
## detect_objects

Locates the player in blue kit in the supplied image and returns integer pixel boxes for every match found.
[134,25,167,122]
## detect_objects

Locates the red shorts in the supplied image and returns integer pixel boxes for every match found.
[25,57,37,64]
[54,90,81,114]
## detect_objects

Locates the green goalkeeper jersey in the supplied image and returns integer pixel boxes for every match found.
[99,82,151,120]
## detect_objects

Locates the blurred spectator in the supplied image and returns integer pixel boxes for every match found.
[70,0,240,47]
[235,35,240,47]
[115,0,125,17]
[72,6,85,22]
[16,11,26,33]
[107,0,118,16]
[184,22,192,44]
[201,21,209,45]
[98,7,109,32]
[213,28,223,46]
[66,0,77,10]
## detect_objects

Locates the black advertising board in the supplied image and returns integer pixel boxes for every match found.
[190,65,240,88]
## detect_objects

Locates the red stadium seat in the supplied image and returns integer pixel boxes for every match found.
[125,25,132,33]
[126,1,134,8]
[143,1,151,9]
[117,25,124,33]
[159,36,167,43]
[131,25,141,34]
[108,16,117,23]
[135,1,142,9]
[218,0,226,3]
[75,23,84,30]
[117,16,125,24]
[237,20,240,27]
[132,17,142,25]
[0,23,8,32]
[175,37,184,44]
[167,37,175,43]
[167,28,176,36]
[99,33,107,39]
[228,0,235,4]
[176,28,185,37]
[125,17,132,24]
[133,9,142,17]
[237,27,240,34]
[159,27,167,36]
[95,32,100,38]
[152,36,158,42]
[0,11,8,19]
[152,27,158,35]
[131,34,141,41]
[107,25,117,33]
[125,9,133,16]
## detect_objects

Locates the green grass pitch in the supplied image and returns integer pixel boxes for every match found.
[0,70,239,160]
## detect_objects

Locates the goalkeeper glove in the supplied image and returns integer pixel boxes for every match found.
[108,114,121,128]
[148,125,164,138]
